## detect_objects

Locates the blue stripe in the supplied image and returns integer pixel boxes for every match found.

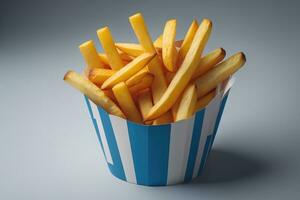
[97,106,126,181]
[147,124,171,186]
[184,109,205,182]
[127,121,149,185]
[84,96,106,159]
[198,134,213,176]
[211,92,230,143]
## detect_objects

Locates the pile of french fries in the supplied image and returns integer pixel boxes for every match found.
[64,13,246,125]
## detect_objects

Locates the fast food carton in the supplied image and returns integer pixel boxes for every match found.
[84,78,235,186]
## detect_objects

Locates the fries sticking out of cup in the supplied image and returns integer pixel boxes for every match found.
[64,13,246,125]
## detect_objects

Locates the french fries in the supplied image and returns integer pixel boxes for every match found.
[162,19,177,72]
[175,84,197,121]
[129,13,168,104]
[88,68,116,86]
[194,90,216,112]
[65,13,246,125]
[64,70,125,118]
[137,89,153,120]
[79,40,106,68]
[146,19,212,120]
[112,82,143,123]
[177,20,198,66]
[101,53,155,89]
[128,75,154,95]
[192,47,226,80]
[125,67,152,87]
[97,27,125,70]
[195,52,246,97]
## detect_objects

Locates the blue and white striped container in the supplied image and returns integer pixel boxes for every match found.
[84,79,234,186]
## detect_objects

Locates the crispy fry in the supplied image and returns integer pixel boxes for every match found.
[97,27,124,70]
[166,72,175,84]
[88,68,116,86]
[112,82,142,123]
[195,52,246,97]
[177,20,198,66]
[194,90,216,112]
[126,68,153,87]
[146,19,212,120]
[192,48,226,80]
[175,84,197,121]
[101,53,155,89]
[103,89,117,102]
[162,19,177,72]
[153,34,163,48]
[153,111,173,125]
[64,70,125,118]
[137,89,153,121]
[79,40,105,68]
[128,75,153,94]
[129,13,168,103]
[115,43,144,57]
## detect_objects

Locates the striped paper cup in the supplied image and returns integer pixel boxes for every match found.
[84,78,234,186]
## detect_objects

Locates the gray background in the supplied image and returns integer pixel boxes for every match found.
[1,0,300,199]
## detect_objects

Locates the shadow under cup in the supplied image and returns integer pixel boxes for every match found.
[83,82,232,186]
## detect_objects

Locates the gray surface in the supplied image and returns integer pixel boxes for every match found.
[1,0,300,199]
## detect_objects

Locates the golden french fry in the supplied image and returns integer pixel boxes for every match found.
[129,13,168,103]
[128,75,153,95]
[64,70,125,118]
[153,111,173,125]
[165,72,175,84]
[175,84,197,121]
[195,52,246,97]
[126,68,153,87]
[115,43,144,57]
[88,68,116,86]
[79,40,106,68]
[192,48,226,80]
[162,19,177,72]
[153,34,163,48]
[97,27,125,70]
[146,19,212,120]
[103,89,117,103]
[137,89,153,120]
[101,53,155,89]
[177,20,198,66]
[112,82,143,123]
[194,90,216,112]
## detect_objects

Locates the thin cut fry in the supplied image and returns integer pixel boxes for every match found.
[153,34,163,48]
[97,27,124,70]
[79,40,105,68]
[195,52,246,97]
[162,19,177,72]
[115,43,144,57]
[129,13,168,103]
[101,53,155,89]
[146,19,212,120]
[64,70,125,118]
[175,84,197,121]
[192,48,226,80]
[137,89,153,121]
[88,68,116,86]
[128,75,153,95]
[112,82,143,123]
[166,72,175,84]
[194,90,216,112]
[177,20,198,66]
[126,68,153,87]
[153,111,173,125]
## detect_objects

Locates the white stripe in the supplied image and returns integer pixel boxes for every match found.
[223,76,235,97]
[192,93,223,178]
[89,101,113,164]
[109,115,136,183]
[167,116,195,184]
